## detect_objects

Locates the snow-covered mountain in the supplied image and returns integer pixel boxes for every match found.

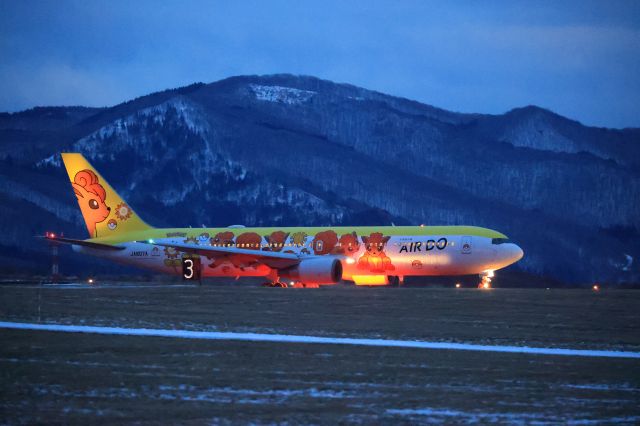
[1,74,638,283]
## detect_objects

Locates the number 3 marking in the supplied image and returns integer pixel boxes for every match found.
[184,259,194,279]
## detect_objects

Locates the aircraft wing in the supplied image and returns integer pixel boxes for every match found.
[145,241,301,269]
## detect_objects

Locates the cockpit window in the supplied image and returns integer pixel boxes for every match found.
[491,238,510,245]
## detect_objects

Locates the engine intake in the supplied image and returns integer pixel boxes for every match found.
[280,257,343,284]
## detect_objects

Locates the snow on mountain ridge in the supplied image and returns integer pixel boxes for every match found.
[249,84,316,105]
[37,154,62,168]
[74,97,210,161]
[35,97,211,169]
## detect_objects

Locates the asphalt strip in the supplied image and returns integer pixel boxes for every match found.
[1,321,639,359]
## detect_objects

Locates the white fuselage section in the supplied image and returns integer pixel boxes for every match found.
[74,233,524,281]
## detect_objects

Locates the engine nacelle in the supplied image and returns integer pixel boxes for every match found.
[280,257,343,284]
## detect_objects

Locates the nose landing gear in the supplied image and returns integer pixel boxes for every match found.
[387,275,404,287]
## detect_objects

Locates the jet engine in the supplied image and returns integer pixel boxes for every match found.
[280,257,343,284]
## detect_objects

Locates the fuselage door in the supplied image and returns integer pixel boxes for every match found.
[461,236,472,254]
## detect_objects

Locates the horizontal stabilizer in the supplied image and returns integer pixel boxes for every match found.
[37,235,125,251]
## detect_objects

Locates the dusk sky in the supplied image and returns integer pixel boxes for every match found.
[1,1,638,128]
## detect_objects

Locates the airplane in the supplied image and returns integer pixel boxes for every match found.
[43,153,524,288]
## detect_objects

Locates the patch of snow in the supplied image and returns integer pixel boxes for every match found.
[561,383,639,392]
[36,154,62,168]
[2,321,640,359]
[386,407,640,425]
[387,408,475,417]
[250,84,316,105]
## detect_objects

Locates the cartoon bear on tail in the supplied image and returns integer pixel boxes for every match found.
[72,169,110,238]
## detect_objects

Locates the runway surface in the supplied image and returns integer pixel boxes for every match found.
[2,320,639,359]
[2,284,639,424]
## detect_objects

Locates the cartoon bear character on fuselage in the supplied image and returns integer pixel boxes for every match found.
[264,231,289,252]
[210,231,235,247]
[358,232,395,272]
[333,231,360,255]
[236,232,262,250]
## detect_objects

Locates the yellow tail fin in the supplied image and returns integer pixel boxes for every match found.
[61,153,152,239]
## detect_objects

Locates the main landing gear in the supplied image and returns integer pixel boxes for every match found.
[260,272,322,288]
[260,281,319,288]
[261,271,286,288]
[262,281,288,288]
[387,276,405,287]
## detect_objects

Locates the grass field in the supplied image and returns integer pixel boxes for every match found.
[1,284,639,424]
